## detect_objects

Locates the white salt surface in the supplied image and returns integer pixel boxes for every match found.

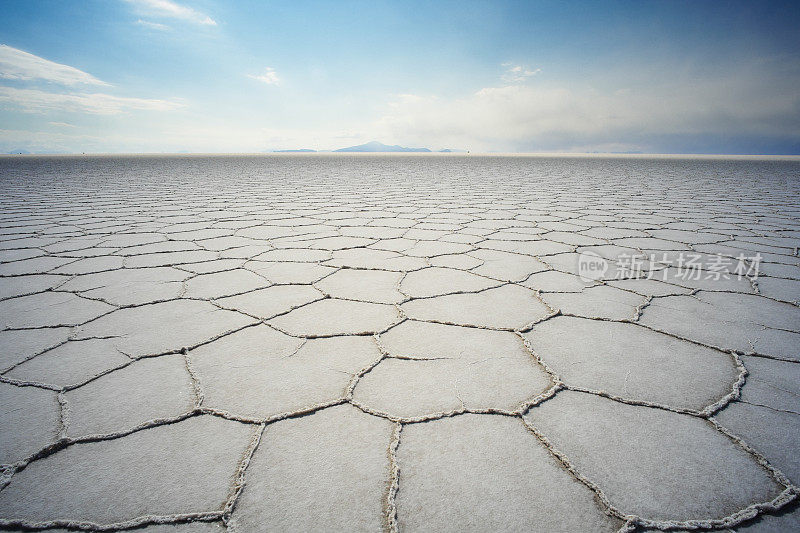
[0,154,799,532]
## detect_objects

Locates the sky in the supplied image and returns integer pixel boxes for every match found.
[0,0,799,154]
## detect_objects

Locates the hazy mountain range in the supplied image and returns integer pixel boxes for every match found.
[275,141,466,153]
[335,141,431,152]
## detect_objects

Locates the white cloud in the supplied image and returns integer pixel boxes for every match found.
[373,64,800,152]
[501,63,541,83]
[136,19,171,31]
[0,86,184,115]
[0,44,109,86]
[125,0,217,26]
[48,122,76,127]
[248,67,280,86]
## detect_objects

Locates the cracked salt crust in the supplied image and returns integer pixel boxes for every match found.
[1,154,799,532]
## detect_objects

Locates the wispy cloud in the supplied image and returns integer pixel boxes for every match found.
[0,47,183,117]
[501,63,541,83]
[0,45,109,86]
[248,67,280,86]
[0,87,184,115]
[0,128,104,153]
[125,0,217,26]
[136,19,171,31]
[48,122,76,128]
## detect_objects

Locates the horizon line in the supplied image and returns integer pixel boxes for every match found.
[3,152,800,160]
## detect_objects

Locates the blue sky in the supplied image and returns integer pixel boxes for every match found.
[0,0,798,153]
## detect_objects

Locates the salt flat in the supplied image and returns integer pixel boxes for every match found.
[0,154,799,532]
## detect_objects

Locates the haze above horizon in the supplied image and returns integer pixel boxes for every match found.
[1,0,799,155]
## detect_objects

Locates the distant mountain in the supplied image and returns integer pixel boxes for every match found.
[588,150,644,154]
[439,148,468,153]
[334,141,431,153]
[274,149,317,152]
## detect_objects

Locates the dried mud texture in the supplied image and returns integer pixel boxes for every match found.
[1,154,799,532]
